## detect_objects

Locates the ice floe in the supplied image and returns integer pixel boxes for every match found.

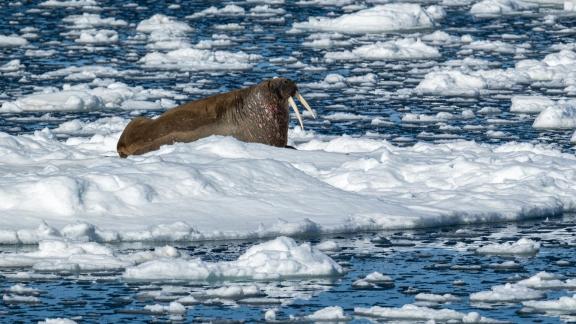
[0,35,28,47]
[533,100,576,129]
[510,95,555,113]
[470,283,545,302]
[0,129,574,243]
[123,236,343,280]
[471,0,538,16]
[292,4,438,34]
[523,294,576,313]
[139,48,261,71]
[324,38,440,61]
[63,13,127,29]
[0,82,178,112]
[355,304,502,323]
[476,238,540,255]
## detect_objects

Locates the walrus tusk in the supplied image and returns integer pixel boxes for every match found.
[288,96,305,130]
[296,92,316,119]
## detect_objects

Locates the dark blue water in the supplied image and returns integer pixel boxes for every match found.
[1,214,576,323]
[0,0,575,152]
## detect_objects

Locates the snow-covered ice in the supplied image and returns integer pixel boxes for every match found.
[470,0,537,16]
[476,238,540,255]
[0,126,574,243]
[470,283,545,302]
[123,236,343,280]
[292,4,438,34]
[324,38,440,61]
[355,304,502,323]
[533,100,576,129]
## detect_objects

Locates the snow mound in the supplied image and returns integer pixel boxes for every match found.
[471,0,537,16]
[533,100,576,129]
[292,4,438,34]
[324,38,440,61]
[123,236,343,280]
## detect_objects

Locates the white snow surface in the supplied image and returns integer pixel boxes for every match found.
[292,4,438,34]
[0,125,575,244]
[123,236,343,280]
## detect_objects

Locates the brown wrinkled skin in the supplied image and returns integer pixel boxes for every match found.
[117,78,298,158]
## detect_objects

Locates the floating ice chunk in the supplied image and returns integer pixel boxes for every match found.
[39,0,97,7]
[63,13,127,29]
[0,59,24,73]
[415,293,460,303]
[315,240,340,251]
[416,70,486,97]
[203,285,262,299]
[7,284,40,295]
[53,117,128,136]
[511,95,554,113]
[571,130,576,143]
[144,301,186,314]
[76,29,118,44]
[470,283,545,302]
[137,14,192,34]
[471,0,537,16]
[422,30,460,44]
[523,294,576,313]
[0,35,28,47]
[364,272,393,283]
[306,306,349,321]
[140,48,260,71]
[355,304,501,322]
[3,294,40,303]
[292,4,437,34]
[38,318,77,324]
[325,38,440,61]
[517,271,576,289]
[463,40,525,54]
[533,100,576,129]
[476,238,540,255]
[186,5,246,19]
[123,236,343,280]
[566,0,576,10]
[25,49,56,57]
[0,90,103,112]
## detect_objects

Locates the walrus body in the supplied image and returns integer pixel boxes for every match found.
[117,78,311,158]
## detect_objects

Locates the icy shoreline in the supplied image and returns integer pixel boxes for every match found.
[0,122,574,245]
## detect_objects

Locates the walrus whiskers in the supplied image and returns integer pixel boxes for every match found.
[296,92,316,119]
[288,96,304,130]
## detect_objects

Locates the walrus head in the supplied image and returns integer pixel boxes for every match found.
[234,78,315,147]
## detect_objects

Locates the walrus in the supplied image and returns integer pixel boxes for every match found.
[117,78,315,157]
